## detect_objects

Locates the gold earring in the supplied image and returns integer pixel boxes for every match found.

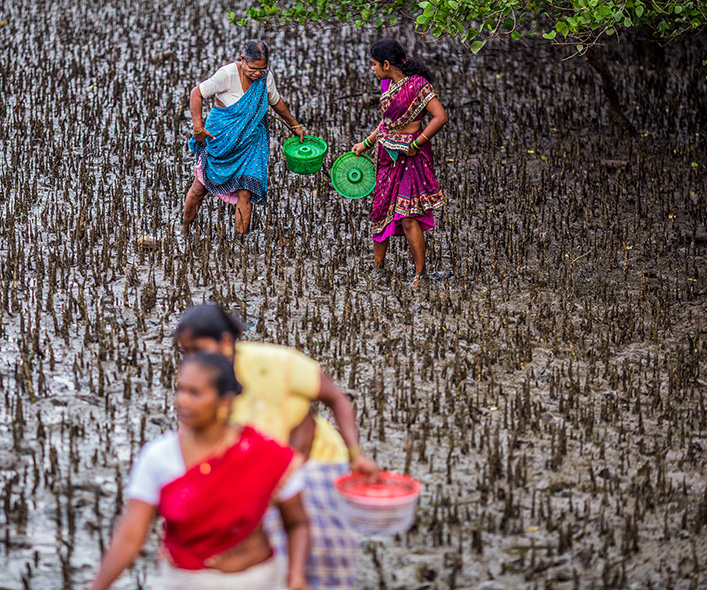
[224,345,234,357]
[218,406,230,423]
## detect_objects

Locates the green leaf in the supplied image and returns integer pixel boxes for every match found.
[448,0,459,9]
[635,5,644,17]
[692,162,699,168]
[606,27,615,35]
[542,31,557,39]
[511,31,520,40]
[389,15,398,25]
[577,44,584,52]
[470,39,486,53]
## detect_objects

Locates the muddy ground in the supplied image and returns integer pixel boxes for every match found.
[0,0,706,588]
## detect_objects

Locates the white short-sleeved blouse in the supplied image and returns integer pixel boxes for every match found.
[125,431,304,506]
[199,63,281,107]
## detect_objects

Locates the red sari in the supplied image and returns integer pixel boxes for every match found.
[159,426,299,570]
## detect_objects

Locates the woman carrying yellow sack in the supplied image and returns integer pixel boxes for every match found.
[176,304,379,589]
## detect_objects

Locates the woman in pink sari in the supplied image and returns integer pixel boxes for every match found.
[353,39,448,287]
[90,353,310,590]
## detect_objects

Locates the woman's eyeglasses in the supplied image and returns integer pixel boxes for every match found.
[242,61,268,74]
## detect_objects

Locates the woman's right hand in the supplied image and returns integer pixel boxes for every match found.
[352,142,366,156]
[193,128,215,144]
[351,454,380,483]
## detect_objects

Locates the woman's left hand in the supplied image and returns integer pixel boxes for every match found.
[406,144,419,157]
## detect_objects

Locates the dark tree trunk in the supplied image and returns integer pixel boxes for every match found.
[631,33,666,68]
[585,48,639,137]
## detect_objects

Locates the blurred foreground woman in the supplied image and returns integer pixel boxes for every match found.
[176,304,379,589]
[90,353,310,590]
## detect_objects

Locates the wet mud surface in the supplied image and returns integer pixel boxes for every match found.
[0,0,706,587]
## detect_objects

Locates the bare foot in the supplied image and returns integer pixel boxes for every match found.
[410,273,424,289]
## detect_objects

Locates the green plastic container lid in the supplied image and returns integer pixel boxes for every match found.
[283,136,328,175]
[330,152,376,199]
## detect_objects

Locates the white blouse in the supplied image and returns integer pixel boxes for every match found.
[125,431,304,506]
[199,63,281,107]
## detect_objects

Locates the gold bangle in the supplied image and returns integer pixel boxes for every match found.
[421,132,430,142]
[291,124,302,129]
[348,445,362,462]
[193,128,204,135]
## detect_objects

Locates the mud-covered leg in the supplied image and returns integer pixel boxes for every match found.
[234,189,252,234]
[182,176,208,234]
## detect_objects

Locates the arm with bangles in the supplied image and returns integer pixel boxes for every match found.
[353,97,448,158]
[406,97,448,155]
[277,492,311,590]
[352,121,381,157]
[317,373,380,478]
[271,97,305,142]
[190,85,215,144]
[89,500,156,590]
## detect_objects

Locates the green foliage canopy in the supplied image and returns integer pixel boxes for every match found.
[231,1,707,55]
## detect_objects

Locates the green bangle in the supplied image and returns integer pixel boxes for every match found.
[411,140,421,150]
[348,445,362,462]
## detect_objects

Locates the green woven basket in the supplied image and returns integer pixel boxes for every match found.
[283,136,328,175]
[330,152,376,199]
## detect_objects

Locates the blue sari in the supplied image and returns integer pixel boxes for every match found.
[189,74,270,205]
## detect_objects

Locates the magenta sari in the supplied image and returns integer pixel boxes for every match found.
[371,75,445,241]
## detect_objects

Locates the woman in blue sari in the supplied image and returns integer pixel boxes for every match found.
[183,40,304,234]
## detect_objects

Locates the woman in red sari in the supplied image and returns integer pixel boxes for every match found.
[90,353,310,590]
[353,39,448,287]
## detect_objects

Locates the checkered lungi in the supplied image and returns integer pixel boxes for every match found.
[265,461,359,589]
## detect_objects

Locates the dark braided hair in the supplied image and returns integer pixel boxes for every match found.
[175,304,244,342]
[370,39,435,84]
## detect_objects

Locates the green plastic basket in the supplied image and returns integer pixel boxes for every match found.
[283,136,328,175]
[330,152,376,199]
